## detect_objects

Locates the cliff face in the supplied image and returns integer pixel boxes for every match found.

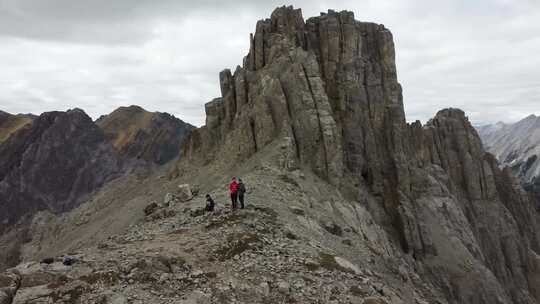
[179,6,540,303]
[0,109,122,233]
[477,115,540,204]
[407,109,540,303]
[183,8,403,190]
[96,105,194,165]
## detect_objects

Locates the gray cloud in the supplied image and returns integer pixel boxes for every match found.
[0,0,539,126]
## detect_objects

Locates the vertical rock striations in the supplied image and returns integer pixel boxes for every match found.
[179,6,540,304]
[407,109,540,303]
[477,115,540,205]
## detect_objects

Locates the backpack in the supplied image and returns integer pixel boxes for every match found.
[238,183,246,194]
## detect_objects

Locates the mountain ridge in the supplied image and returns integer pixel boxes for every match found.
[0,106,193,272]
[174,6,540,302]
[0,6,539,304]
[477,114,540,204]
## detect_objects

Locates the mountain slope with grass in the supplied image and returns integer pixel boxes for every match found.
[0,111,34,144]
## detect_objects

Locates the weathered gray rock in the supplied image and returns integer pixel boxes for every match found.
[477,115,540,204]
[178,6,540,304]
[0,271,20,304]
[181,7,346,184]
[0,5,538,304]
[177,184,194,202]
[277,280,290,294]
[401,109,540,303]
[0,109,121,234]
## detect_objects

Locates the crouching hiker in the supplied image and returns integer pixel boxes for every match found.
[229,177,238,210]
[238,178,246,209]
[205,194,215,212]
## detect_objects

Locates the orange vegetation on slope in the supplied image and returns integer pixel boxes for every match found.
[0,115,33,143]
[96,106,155,152]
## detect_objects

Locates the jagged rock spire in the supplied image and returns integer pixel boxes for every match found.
[184,6,405,189]
[177,6,540,303]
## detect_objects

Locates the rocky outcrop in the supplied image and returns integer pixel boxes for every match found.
[0,6,537,304]
[182,7,403,189]
[0,109,122,233]
[0,270,20,304]
[179,6,540,304]
[96,105,194,165]
[477,115,540,204]
[405,109,540,303]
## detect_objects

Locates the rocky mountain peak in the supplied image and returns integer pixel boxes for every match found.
[184,6,403,188]
[176,5,540,301]
[0,104,194,271]
[96,105,194,165]
[525,114,538,120]
[0,109,122,233]
[477,113,540,207]
[0,6,539,304]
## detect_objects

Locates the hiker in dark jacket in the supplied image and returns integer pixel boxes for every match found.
[229,177,238,209]
[237,178,246,209]
[205,194,215,212]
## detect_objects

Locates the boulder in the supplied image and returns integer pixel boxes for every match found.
[277,280,290,294]
[177,184,194,202]
[0,271,20,304]
[334,257,362,275]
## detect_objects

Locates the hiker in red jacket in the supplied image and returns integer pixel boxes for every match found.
[229,177,238,209]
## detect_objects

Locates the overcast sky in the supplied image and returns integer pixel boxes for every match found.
[0,0,539,126]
